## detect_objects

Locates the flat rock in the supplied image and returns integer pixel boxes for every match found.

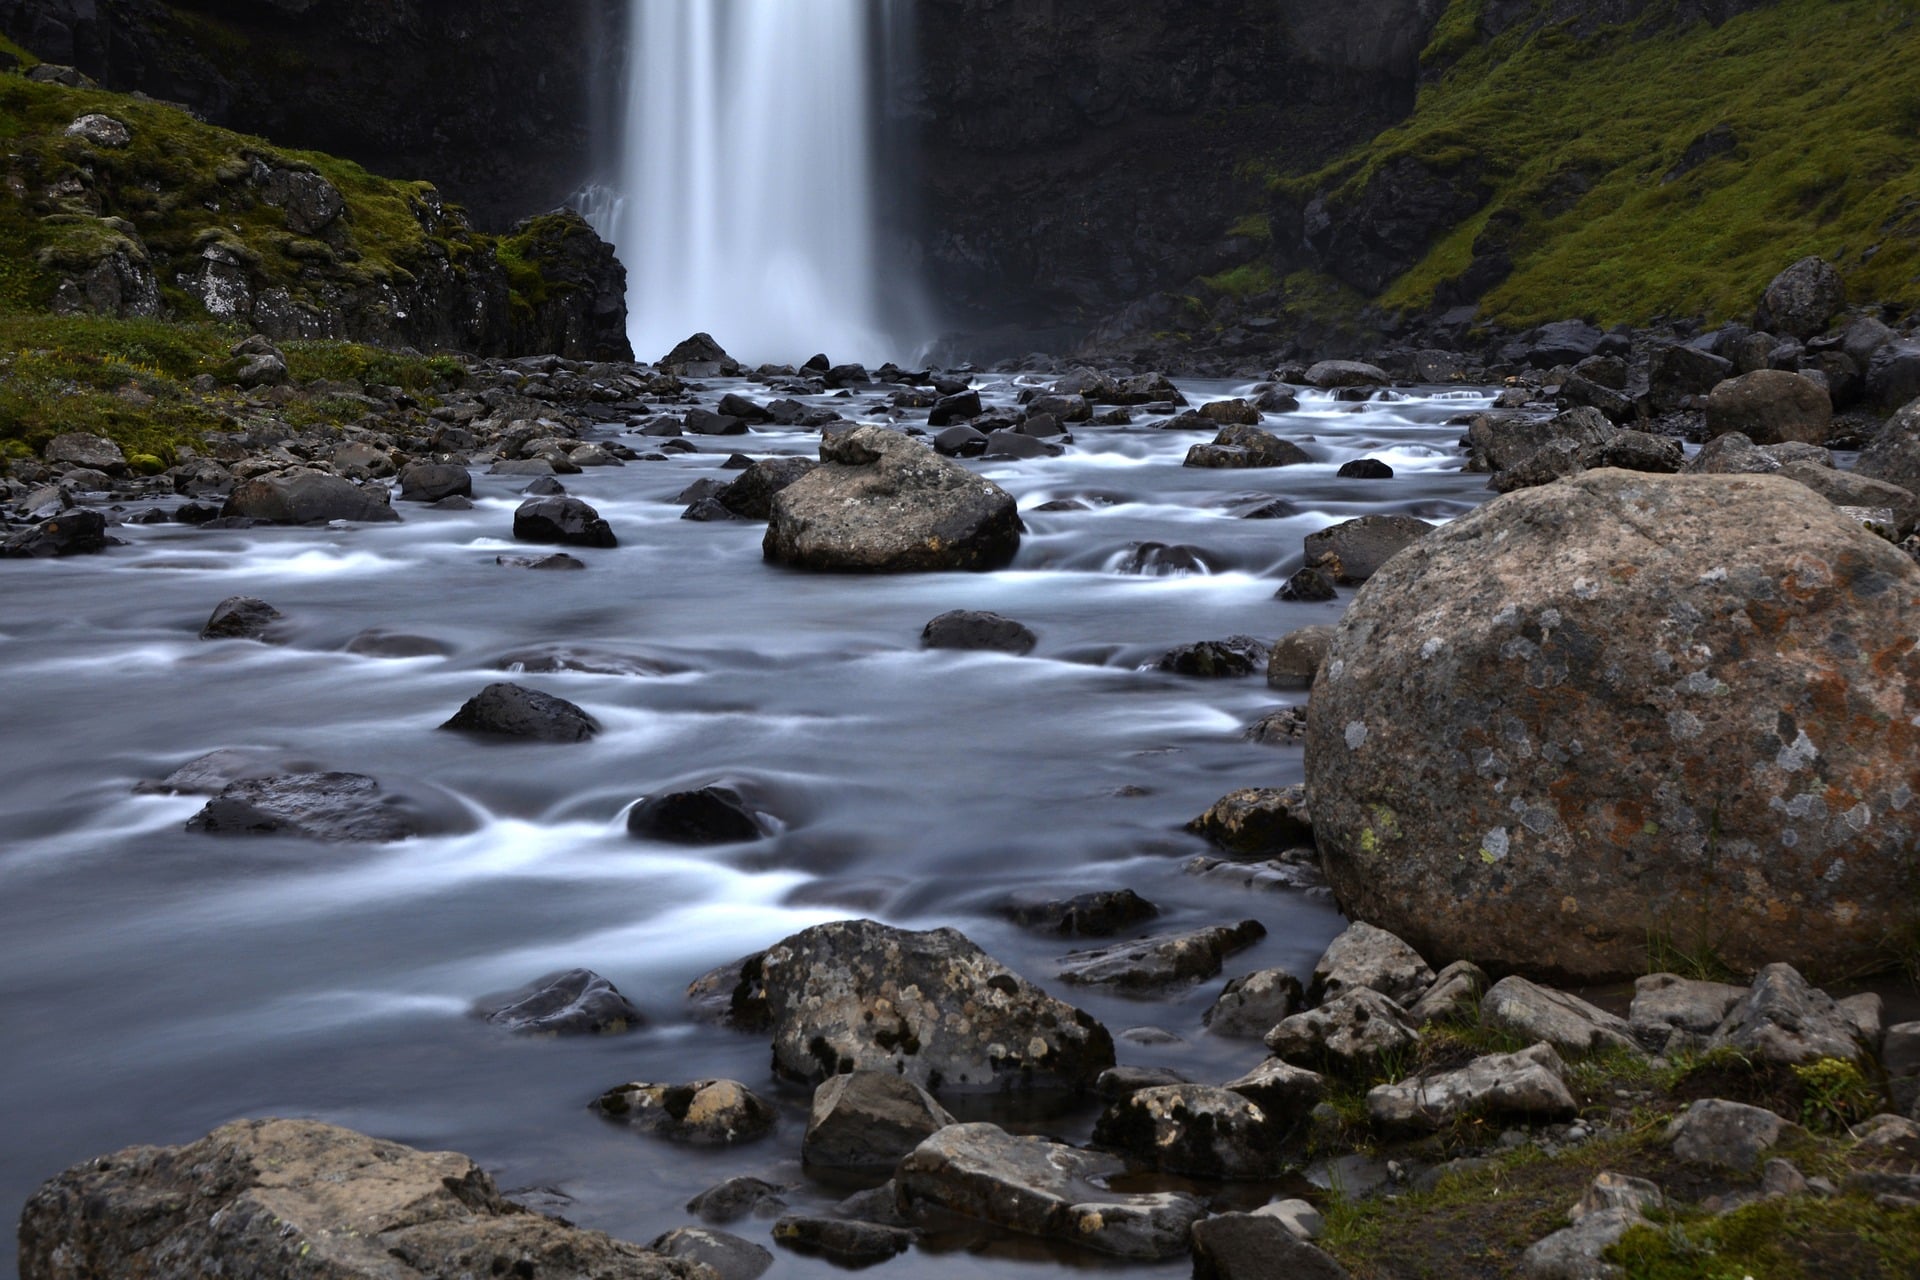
[896,1122,1205,1260]
[185,772,433,842]
[1266,987,1419,1073]
[1057,920,1266,990]
[1480,976,1638,1057]
[1302,514,1433,583]
[440,682,598,742]
[996,887,1158,937]
[16,1119,704,1280]
[1368,1043,1577,1131]
[472,968,644,1035]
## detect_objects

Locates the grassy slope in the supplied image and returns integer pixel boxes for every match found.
[1292,0,1920,327]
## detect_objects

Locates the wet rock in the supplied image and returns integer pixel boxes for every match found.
[1156,634,1269,677]
[1191,1214,1352,1280]
[752,919,1114,1092]
[343,630,452,659]
[1116,541,1212,576]
[397,461,472,502]
[687,1177,788,1224]
[1188,786,1313,857]
[681,497,739,522]
[1098,1066,1192,1097]
[933,424,989,457]
[1369,1043,1576,1132]
[685,409,746,436]
[595,1079,776,1145]
[440,682,598,742]
[928,389,983,426]
[1305,360,1390,389]
[1057,920,1266,990]
[996,887,1158,937]
[185,772,430,843]
[1406,960,1489,1027]
[627,785,765,845]
[16,1119,705,1280]
[983,429,1063,458]
[1708,963,1865,1065]
[1628,973,1748,1053]
[1311,921,1436,1008]
[136,748,298,797]
[921,609,1037,654]
[1268,625,1333,689]
[765,426,1021,572]
[472,968,644,1035]
[1306,470,1920,981]
[1198,398,1261,425]
[44,430,127,473]
[1704,369,1832,445]
[513,496,616,548]
[1338,458,1394,479]
[1,509,112,558]
[770,1216,912,1265]
[1302,514,1433,583]
[1480,976,1638,1057]
[648,1228,772,1280]
[1093,1085,1292,1178]
[1759,256,1846,339]
[223,470,400,524]
[496,553,587,570]
[1265,988,1419,1073]
[199,595,283,641]
[1245,706,1309,745]
[1185,424,1311,469]
[716,456,821,520]
[1470,407,1616,474]
[1205,968,1305,1038]
[1223,1057,1327,1119]
[1668,1098,1797,1171]
[896,1123,1204,1259]
[803,1071,956,1174]
[1276,566,1339,601]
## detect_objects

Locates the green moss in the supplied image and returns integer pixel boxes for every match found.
[280,340,466,392]
[1610,1195,1920,1279]
[1294,0,1920,325]
[0,34,39,68]
[1227,213,1273,242]
[1201,261,1279,298]
[496,212,585,320]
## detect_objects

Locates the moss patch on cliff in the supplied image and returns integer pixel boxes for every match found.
[1294,0,1920,326]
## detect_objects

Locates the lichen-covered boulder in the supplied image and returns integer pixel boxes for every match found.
[1307,470,1920,981]
[16,1119,706,1280]
[733,919,1114,1093]
[764,426,1020,572]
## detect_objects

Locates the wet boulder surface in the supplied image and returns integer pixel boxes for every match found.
[1307,469,1920,981]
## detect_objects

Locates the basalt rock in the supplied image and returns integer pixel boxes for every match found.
[627,785,766,846]
[199,595,283,641]
[1307,470,1920,981]
[440,682,598,742]
[513,496,616,548]
[921,609,1038,654]
[223,471,400,524]
[1,509,112,558]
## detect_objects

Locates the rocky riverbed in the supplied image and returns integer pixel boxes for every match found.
[7,308,1920,1278]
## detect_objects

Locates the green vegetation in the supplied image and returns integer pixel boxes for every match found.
[1199,260,1278,299]
[1287,0,1920,326]
[1612,1195,1920,1279]
[0,34,38,68]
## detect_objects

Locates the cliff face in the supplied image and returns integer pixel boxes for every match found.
[908,0,1448,338]
[0,0,621,231]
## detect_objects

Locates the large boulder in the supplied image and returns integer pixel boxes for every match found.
[223,470,401,524]
[1758,256,1846,339]
[16,1119,705,1280]
[1306,470,1920,981]
[764,426,1020,572]
[1703,370,1832,445]
[896,1123,1204,1259]
[732,919,1114,1092]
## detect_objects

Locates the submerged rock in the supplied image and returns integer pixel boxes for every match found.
[1156,635,1269,677]
[594,1079,777,1145]
[199,595,283,641]
[1092,1084,1294,1178]
[896,1123,1204,1259]
[1057,920,1266,990]
[472,968,644,1036]
[995,887,1158,936]
[16,1119,705,1280]
[440,682,598,742]
[185,772,435,843]
[627,785,766,845]
[764,426,1021,572]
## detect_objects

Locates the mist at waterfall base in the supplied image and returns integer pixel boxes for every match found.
[586,0,920,368]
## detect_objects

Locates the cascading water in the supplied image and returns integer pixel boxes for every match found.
[591,0,904,366]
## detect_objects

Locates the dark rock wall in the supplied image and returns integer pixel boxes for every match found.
[0,0,622,230]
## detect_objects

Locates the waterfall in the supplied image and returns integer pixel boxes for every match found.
[592,0,906,367]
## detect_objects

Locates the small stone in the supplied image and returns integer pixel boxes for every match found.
[686,1177,787,1224]
[471,968,643,1035]
[593,1079,777,1145]
[1311,921,1436,1007]
[439,682,598,742]
[199,596,283,641]
[802,1071,955,1174]
[1205,968,1306,1038]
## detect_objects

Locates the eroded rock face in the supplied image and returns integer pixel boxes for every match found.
[895,1123,1204,1260]
[17,1119,706,1280]
[1307,470,1920,981]
[764,427,1021,572]
[749,919,1114,1093]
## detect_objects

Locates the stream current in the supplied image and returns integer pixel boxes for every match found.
[0,375,1497,1276]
